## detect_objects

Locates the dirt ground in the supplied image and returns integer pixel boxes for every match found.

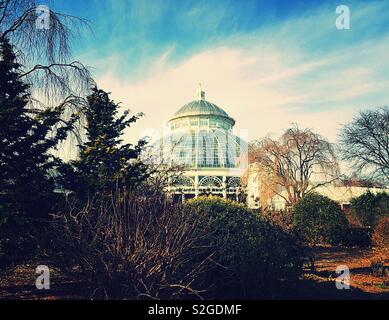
[293,246,389,299]
[0,247,388,300]
[299,246,389,299]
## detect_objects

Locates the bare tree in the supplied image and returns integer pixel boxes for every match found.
[249,126,339,208]
[0,0,91,103]
[1,0,94,156]
[340,107,389,183]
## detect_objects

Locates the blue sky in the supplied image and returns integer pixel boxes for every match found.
[47,0,389,146]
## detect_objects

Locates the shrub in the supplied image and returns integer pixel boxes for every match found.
[182,196,303,299]
[341,227,372,248]
[0,199,53,268]
[261,209,294,231]
[370,260,389,277]
[53,194,303,299]
[372,217,389,250]
[0,219,38,268]
[292,193,350,246]
[350,191,389,227]
[52,192,217,299]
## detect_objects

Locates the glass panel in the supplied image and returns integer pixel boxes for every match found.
[153,127,247,169]
[199,119,208,127]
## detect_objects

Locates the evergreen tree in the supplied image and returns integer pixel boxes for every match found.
[0,38,76,265]
[63,87,149,198]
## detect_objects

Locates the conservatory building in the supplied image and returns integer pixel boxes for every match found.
[153,87,248,201]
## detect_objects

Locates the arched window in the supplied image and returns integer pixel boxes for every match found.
[199,176,223,188]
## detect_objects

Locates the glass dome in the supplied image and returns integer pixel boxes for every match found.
[152,88,248,170]
[155,128,247,169]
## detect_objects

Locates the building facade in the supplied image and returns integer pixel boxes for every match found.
[247,163,389,210]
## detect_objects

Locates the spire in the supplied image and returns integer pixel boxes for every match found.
[196,82,205,100]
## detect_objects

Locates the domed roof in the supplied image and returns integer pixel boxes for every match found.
[148,86,247,171]
[169,89,235,124]
[172,99,229,118]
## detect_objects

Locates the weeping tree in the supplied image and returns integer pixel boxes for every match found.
[0,0,92,155]
[0,0,91,100]
[249,126,340,209]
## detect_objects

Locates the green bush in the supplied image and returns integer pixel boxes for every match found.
[0,192,61,268]
[292,193,349,246]
[341,227,372,248]
[372,217,389,250]
[182,196,303,299]
[350,191,389,227]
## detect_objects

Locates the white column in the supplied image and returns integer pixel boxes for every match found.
[194,175,199,197]
[222,176,227,199]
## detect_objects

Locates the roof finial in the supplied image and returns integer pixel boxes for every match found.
[196,82,205,100]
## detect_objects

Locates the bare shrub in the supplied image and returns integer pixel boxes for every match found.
[372,217,389,251]
[51,192,216,299]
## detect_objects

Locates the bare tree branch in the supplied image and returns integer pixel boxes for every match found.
[0,0,92,104]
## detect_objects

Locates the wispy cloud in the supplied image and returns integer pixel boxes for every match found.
[88,1,388,150]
